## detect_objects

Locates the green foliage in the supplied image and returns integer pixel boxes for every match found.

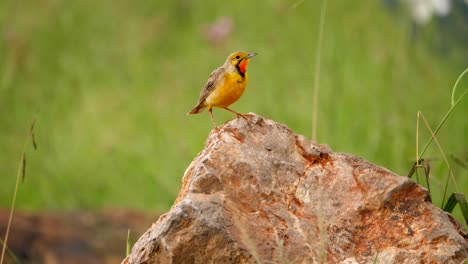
[407,68,468,225]
[0,0,467,225]
[443,193,468,225]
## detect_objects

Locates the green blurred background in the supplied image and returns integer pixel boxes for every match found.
[1,0,467,221]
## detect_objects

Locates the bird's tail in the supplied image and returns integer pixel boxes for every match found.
[187,103,206,115]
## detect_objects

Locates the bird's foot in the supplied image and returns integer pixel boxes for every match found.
[236,113,248,120]
[236,113,255,126]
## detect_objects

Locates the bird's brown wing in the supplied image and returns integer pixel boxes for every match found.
[197,66,225,104]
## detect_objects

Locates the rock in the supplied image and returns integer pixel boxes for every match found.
[0,209,157,264]
[124,113,468,264]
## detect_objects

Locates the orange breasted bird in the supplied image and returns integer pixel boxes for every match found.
[187,51,257,128]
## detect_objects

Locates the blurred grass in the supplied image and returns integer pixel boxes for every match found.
[0,0,467,220]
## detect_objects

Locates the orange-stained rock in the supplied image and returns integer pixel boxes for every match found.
[125,114,468,264]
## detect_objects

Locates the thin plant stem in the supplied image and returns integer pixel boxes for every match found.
[415,112,420,184]
[419,68,468,159]
[441,170,451,208]
[312,0,327,141]
[418,111,459,192]
[0,148,24,264]
[1,115,37,264]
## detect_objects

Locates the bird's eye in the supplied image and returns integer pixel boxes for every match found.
[235,55,240,59]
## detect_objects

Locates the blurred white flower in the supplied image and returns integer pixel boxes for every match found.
[404,0,452,25]
[433,0,451,16]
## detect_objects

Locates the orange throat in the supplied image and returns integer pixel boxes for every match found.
[238,59,249,74]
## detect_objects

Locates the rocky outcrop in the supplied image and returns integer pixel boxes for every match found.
[125,113,468,264]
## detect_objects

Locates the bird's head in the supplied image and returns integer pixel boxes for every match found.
[226,51,257,74]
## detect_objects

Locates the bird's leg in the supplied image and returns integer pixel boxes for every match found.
[208,106,218,129]
[224,107,249,121]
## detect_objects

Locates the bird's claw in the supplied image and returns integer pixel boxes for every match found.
[237,114,253,125]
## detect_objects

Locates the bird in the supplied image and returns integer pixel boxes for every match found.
[187,51,257,128]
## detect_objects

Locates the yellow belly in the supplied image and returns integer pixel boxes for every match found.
[205,73,248,108]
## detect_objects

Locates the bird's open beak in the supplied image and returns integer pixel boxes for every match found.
[245,53,257,59]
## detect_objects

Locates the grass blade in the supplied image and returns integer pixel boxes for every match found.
[411,111,459,194]
[443,193,458,213]
[419,68,468,159]
[418,112,458,192]
[126,229,131,256]
[443,193,468,225]
[311,0,327,141]
[454,193,468,225]
[451,68,468,106]
[0,158,22,264]
[1,116,38,264]
[423,159,431,195]
[408,159,432,197]
[414,110,420,182]
[20,154,26,183]
[407,160,417,178]
[440,170,451,208]
[30,116,37,150]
